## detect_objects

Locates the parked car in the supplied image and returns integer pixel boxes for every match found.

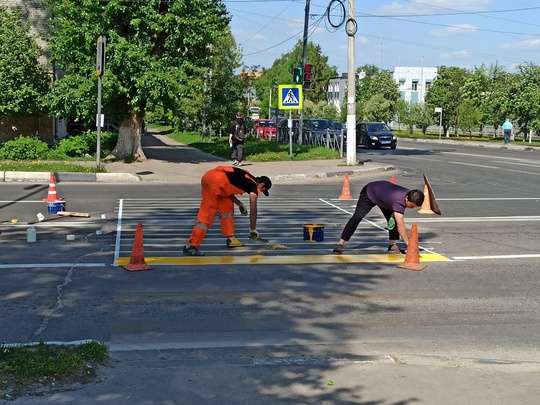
[253,119,277,140]
[303,118,341,142]
[356,122,397,149]
[277,118,300,142]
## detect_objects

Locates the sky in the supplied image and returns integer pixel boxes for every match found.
[224,0,540,74]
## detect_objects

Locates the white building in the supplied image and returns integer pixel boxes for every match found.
[327,66,439,112]
[393,66,438,105]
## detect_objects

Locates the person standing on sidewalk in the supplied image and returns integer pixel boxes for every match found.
[332,180,424,255]
[229,112,246,166]
[502,118,513,145]
[183,166,272,256]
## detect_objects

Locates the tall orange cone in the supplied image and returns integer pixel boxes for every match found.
[397,223,426,271]
[338,174,353,200]
[122,222,153,272]
[390,175,395,184]
[418,184,435,214]
[42,173,64,202]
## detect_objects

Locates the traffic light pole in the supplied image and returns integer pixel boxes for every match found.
[298,0,311,146]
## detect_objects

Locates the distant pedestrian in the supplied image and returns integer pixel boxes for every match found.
[332,180,424,255]
[183,166,272,256]
[229,112,247,166]
[502,118,513,144]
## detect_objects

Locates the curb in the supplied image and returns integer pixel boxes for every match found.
[0,171,141,183]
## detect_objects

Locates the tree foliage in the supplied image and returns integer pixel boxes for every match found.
[45,0,230,160]
[0,6,50,117]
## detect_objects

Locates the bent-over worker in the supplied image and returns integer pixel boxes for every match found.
[332,180,424,254]
[183,166,272,256]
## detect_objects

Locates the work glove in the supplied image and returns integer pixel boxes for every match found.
[249,230,260,240]
[238,203,248,216]
[384,218,395,230]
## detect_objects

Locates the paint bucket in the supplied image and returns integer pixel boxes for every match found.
[47,201,66,215]
[303,224,324,242]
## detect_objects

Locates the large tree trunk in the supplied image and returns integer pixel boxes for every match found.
[107,113,146,161]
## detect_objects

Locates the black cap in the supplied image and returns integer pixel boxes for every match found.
[257,176,272,196]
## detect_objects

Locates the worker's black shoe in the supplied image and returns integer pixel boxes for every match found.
[183,245,204,256]
[332,244,343,254]
[387,244,406,254]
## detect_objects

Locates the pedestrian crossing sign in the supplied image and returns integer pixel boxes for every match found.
[278,85,303,110]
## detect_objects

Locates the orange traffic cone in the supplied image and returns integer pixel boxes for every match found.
[339,174,353,200]
[390,175,395,184]
[397,223,426,271]
[42,173,63,202]
[122,222,153,272]
[418,184,435,214]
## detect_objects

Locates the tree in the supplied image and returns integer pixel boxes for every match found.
[458,99,482,138]
[363,94,392,122]
[0,6,50,118]
[46,0,230,161]
[425,66,469,136]
[512,62,540,137]
[412,103,435,134]
[356,67,400,122]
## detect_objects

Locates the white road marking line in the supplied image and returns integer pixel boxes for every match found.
[113,199,124,266]
[0,263,106,269]
[453,254,540,260]
[449,161,500,169]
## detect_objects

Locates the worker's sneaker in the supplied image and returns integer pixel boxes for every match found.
[226,237,245,248]
[387,244,406,254]
[183,245,204,256]
[237,162,242,166]
[332,244,343,254]
[232,160,239,166]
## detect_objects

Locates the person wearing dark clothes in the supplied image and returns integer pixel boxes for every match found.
[332,180,424,254]
[183,166,272,256]
[229,112,246,166]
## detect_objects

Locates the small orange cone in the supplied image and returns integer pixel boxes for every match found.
[418,184,435,214]
[42,173,64,202]
[339,174,353,200]
[397,223,426,271]
[390,175,395,184]
[122,222,153,272]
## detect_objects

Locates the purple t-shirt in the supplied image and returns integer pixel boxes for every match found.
[366,180,409,214]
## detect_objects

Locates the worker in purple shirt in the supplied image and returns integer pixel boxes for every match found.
[332,180,424,254]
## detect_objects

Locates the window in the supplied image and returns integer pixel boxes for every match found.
[412,80,418,91]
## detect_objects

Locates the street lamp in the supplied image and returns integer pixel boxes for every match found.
[434,107,442,140]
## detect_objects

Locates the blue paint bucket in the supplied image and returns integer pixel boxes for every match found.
[47,201,66,215]
[303,224,324,242]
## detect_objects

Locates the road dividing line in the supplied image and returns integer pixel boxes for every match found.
[453,254,540,260]
[115,252,451,266]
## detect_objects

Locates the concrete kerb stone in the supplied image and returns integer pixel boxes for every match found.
[3,171,50,182]
[96,173,141,183]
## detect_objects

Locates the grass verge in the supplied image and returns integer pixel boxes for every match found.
[0,341,108,400]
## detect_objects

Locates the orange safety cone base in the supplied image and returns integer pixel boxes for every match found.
[122,262,153,272]
[397,262,426,271]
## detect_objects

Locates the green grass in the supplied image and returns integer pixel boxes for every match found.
[0,341,108,399]
[0,160,106,173]
[168,130,342,161]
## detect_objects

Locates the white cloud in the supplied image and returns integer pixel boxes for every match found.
[431,24,478,36]
[501,38,540,50]
[441,50,470,59]
[375,0,490,15]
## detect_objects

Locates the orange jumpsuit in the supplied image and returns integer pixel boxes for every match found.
[187,166,261,248]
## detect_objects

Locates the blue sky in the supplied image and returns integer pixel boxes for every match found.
[224,0,540,74]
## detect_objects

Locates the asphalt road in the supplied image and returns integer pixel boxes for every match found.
[1,141,540,404]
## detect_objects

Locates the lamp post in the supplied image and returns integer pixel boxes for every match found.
[434,107,442,140]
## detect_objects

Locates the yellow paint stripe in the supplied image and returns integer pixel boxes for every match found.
[116,252,451,266]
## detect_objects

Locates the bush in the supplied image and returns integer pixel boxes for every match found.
[52,130,118,158]
[54,134,91,157]
[0,136,49,160]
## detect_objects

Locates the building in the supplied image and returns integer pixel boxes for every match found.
[393,66,438,106]
[326,66,439,113]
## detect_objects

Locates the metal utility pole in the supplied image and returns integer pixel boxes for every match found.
[95,36,106,168]
[298,0,311,146]
[346,0,356,165]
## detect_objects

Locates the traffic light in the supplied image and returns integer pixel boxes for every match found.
[303,64,313,88]
[292,66,303,84]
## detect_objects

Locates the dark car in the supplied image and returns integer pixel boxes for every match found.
[277,118,300,142]
[356,122,397,149]
[303,118,341,142]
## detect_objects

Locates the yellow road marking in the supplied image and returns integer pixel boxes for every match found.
[116,252,450,266]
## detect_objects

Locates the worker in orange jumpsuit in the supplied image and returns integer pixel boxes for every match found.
[183,166,272,256]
